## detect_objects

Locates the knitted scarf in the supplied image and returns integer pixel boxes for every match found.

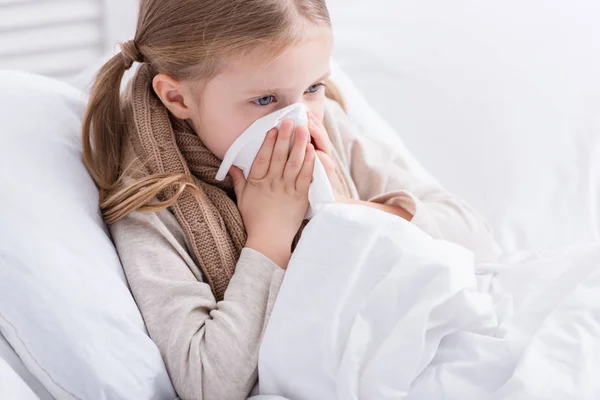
[120,64,352,300]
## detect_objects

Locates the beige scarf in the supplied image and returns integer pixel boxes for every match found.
[121,64,352,300]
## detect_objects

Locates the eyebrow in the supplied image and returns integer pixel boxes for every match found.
[245,70,331,96]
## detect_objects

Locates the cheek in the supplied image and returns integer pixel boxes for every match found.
[193,103,257,160]
[307,92,327,121]
[308,103,326,122]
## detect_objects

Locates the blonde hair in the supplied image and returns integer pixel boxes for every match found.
[82,0,346,224]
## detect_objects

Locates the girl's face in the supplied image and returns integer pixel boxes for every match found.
[155,29,333,160]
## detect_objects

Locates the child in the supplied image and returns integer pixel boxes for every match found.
[82,0,498,398]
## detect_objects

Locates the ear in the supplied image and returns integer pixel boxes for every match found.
[152,74,193,120]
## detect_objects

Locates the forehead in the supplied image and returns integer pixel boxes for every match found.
[216,31,333,91]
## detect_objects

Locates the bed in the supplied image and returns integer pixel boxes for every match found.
[1,1,599,399]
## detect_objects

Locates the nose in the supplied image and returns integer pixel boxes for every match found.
[274,100,310,125]
[281,94,308,108]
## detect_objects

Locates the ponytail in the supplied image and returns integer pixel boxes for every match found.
[82,55,127,198]
[82,41,144,203]
[82,41,204,225]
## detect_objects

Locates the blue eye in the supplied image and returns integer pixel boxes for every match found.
[252,95,275,106]
[306,83,324,94]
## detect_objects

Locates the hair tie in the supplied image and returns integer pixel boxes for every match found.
[120,40,144,69]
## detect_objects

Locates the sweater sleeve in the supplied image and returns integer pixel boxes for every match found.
[332,105,501,263]
[109,209,284,400]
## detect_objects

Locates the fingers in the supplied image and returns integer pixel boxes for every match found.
[245,119,317,196]
[296,143,316,192]
[249,128,277,180]
[308,111,332,155]
[268,119,294,179]
[283,125,309,183]
[316,150,336,175]
[229,166,246,200]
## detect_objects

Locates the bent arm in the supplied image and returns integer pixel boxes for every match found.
[110,210,284,400]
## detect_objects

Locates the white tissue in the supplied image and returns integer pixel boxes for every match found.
[215,103,335,219]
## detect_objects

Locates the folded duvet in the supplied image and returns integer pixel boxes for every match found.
[256,204,600,400]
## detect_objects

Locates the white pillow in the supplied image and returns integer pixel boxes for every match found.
[0,356,40,400]
[328,0,600,252]
[0,71,176,400]
[0,334,52,400]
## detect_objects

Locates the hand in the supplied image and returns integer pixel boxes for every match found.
[229,120,316,269]
[307,110,350,203]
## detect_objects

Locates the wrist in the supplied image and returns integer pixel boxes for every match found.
[337,196,356,205]
[246,235,292,270]
[352,199,414,221]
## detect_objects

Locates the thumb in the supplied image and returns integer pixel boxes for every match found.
[229,166,246,199]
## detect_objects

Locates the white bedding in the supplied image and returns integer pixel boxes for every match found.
[2,2,599,398]
[257,205,600,399]
[0,357,40,400]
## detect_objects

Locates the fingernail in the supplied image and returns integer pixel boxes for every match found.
[268,128,277,138]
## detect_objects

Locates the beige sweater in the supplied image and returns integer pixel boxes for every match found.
[110,100,499,400]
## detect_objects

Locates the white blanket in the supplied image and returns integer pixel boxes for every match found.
[256,205,600,400]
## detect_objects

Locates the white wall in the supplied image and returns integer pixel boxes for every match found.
[101,0,137,52]
[0,0,137,80]
[0,0,104,79]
